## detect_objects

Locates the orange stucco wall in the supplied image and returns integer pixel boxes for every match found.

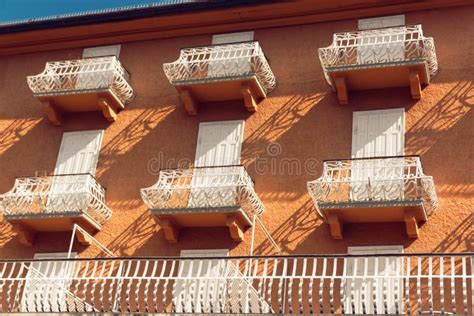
[0,5,472,259]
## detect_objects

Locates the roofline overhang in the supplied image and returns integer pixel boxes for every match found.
[0,0,472,56]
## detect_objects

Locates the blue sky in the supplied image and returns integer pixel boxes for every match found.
[0,0,168,23]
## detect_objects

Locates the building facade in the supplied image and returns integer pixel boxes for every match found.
[0,0,472,314]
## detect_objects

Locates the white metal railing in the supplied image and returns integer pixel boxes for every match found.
[307,156,438,218]
[318,25,438,86]
[27,56,135,104]
[140,165,264,217]
[0,254,471,314]
[0,174,111,225]
[163,41,276,95]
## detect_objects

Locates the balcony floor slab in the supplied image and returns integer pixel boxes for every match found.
[327,60,430,103]
[320,199,426,239]
[172,75,265,114]
[4,212,101,246]
[35,88,124,124]
[151,206,251,242]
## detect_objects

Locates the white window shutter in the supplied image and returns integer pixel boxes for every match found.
[82,45,121,58]
[189,120,244,208]
[173,249,229,313]
[358,15,405,30]
[351,109,405,201]
[212,31,254,45]
[54,130,104,176]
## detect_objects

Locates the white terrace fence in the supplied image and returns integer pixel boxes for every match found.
[0,254,472,314]
[307,156,438,218]
[318,25,438,86]
[27,56,135,104]
[163,41,276,95]
[141,165,264,218]
[0,174,111,224]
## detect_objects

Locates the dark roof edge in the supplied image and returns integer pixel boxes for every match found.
[0,0,278,34]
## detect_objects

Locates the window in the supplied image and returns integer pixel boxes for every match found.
[82,45,121,58]
[345,246,404,314]
[209,32,255,78]
[212,31,254,45]
[47,130,104,212]
[351,109,405,201]
[189,120,244,208]
[358,15,405,30]
[21,253,76,312]
[173,249,229,313]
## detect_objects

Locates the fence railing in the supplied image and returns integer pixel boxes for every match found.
[318,25,438,86]
[163,41,276,95]
[0,174,111,225]
[141,165,264,217]
[0,254,471,314]
[307,156,438,218]
[27,56,135,104]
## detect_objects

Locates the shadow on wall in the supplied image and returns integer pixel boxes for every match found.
[242,92,326,163]
[254,199,319,255]
[105,208,157,257]
[0,118,42,156]
[405,80,473,155]
[253,199,420,255]
[432,212,473,253]
[97,106,174,180]
[0,218,15,248]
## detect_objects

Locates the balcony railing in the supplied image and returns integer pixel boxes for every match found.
[0,174,111,225]
[307,156,438,219]
[163,41,276,95]
[318,25,438,87]
[141,165,264,218]
[0,254,471,314]
[27,56,134,104]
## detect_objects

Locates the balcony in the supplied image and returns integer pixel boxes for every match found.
[0,254,471,314]
[0,174,111,246]
[141,165,264,242]
[163,41,276,115]
[27,56,134,125]
[307,156,438,239]
[318,25,438,104]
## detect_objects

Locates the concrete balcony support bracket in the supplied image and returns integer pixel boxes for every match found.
[98,97,119,122]
[334,76,348,105]
[404,209,419,238]
[157,216,180,243]
[240,84,258,112]
[42,100,62,125]
[179,89,198,116]
[226,214,246,241]
[327,213,343,239]
[409,69,422,100]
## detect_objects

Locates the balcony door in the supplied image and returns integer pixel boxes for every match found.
[173,249,229,313]
[46,130,104,213]
[357,16,406,65]
[76,46,120,91]
[345,246,403,314]
[351,109,405,201]
[208,32,254,78]
[21,252,76,312]
[189,120,244,208]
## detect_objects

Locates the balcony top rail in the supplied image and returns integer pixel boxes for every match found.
[307,156,438,218]
[0,254,471,314]
[27,56,135,104]
[0,173,111,224]
[163,41,276,95]
[318,24,438,86]
[140,165,264,217]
